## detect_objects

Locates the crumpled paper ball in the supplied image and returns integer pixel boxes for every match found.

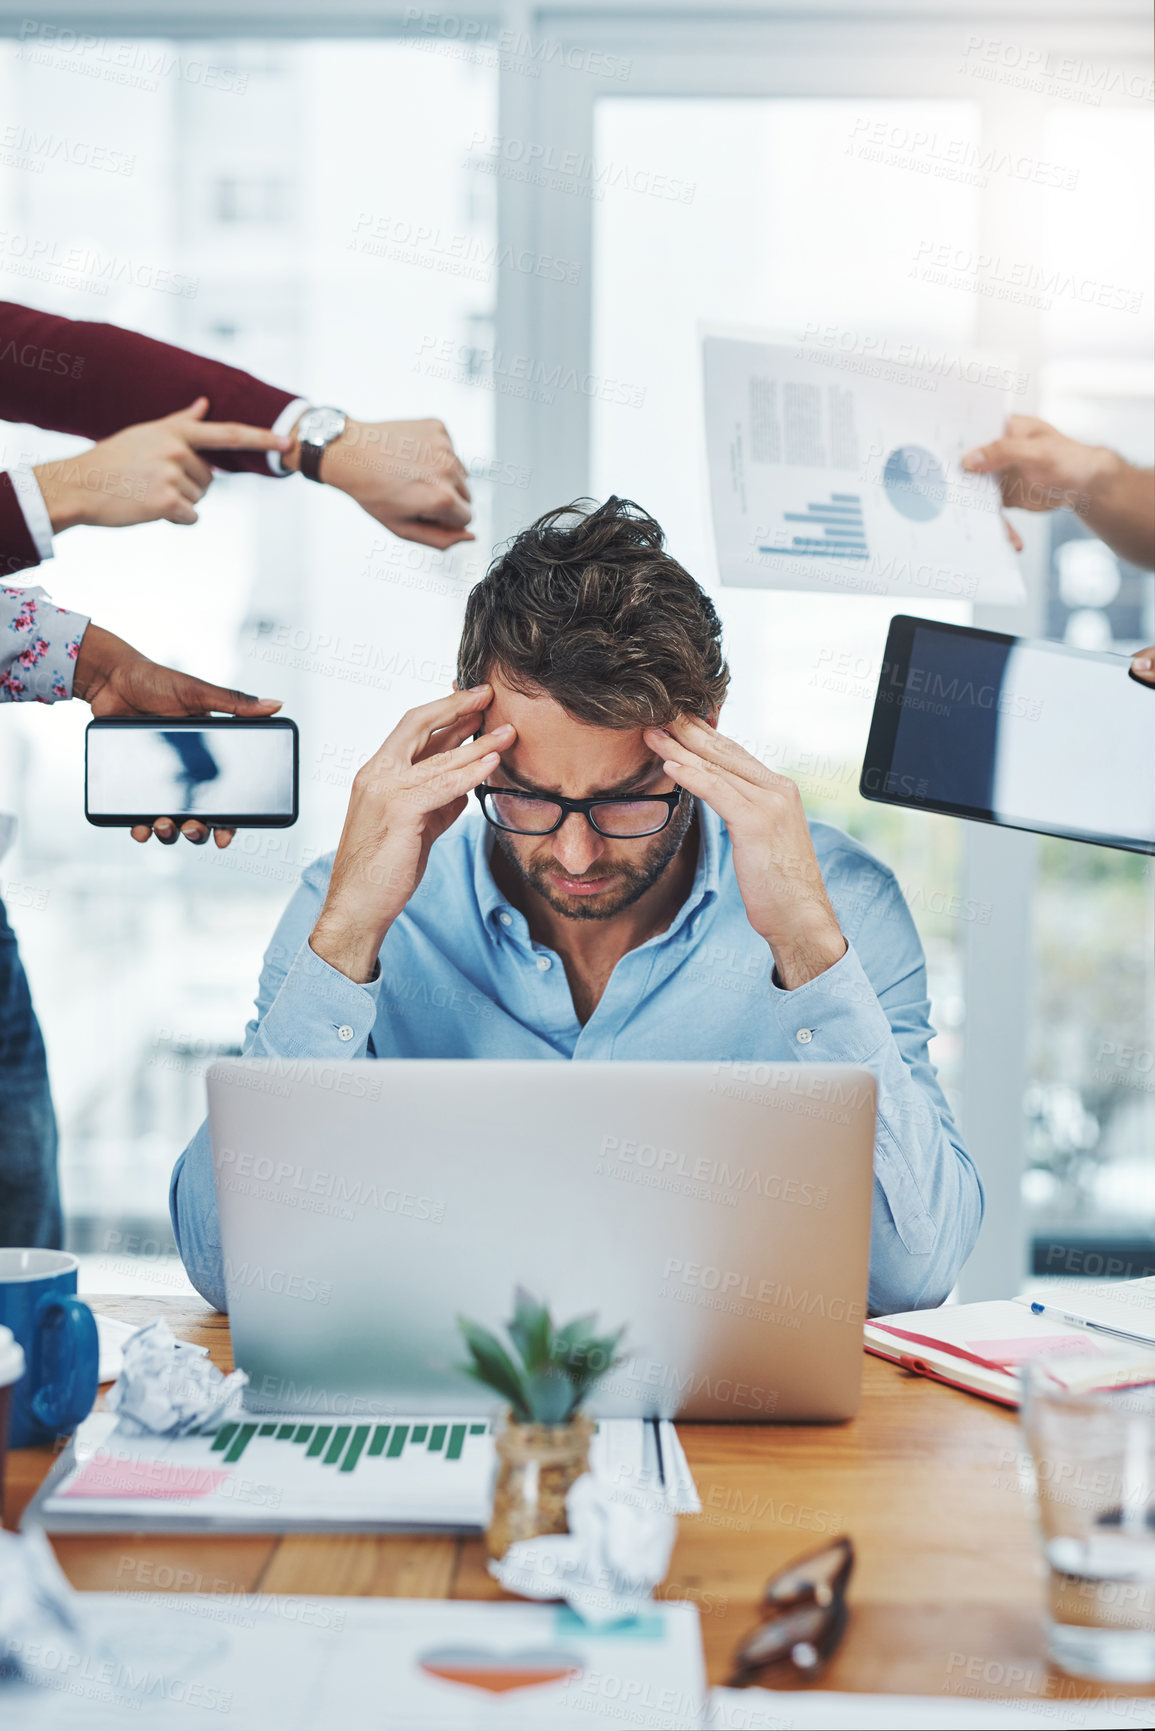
[105,1318,248,1436]
[0,1525,83,1681]
[489,1470,677,1626]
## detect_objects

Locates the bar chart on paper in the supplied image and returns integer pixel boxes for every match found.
[39,1411,498,1531]
[761,492,869,561]
[36,1411,697,1532]
[704,331,1026,602]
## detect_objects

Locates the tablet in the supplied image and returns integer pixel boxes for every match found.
[860,616,1155,854]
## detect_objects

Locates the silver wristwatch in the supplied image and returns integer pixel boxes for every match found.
[295,405,348,482]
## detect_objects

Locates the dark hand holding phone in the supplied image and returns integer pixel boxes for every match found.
[85,716,299,832]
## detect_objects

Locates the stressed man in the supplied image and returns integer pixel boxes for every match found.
[171,497,982,1314]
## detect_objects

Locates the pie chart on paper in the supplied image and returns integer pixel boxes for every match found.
[883,445,948,522]
[419,1644,584,1694]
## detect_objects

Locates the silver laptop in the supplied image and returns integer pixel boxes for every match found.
[207,1059,876,1422]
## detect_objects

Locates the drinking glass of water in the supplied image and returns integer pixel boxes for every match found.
[1021,1369,1155,1682]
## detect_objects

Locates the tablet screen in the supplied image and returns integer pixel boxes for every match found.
[862,618,1155,854]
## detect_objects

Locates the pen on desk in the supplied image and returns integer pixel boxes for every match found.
[651,1416,666,1491]
[1030,1300,1154,1350]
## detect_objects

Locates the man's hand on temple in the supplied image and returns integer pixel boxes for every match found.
[643,716,847,990]
[34,397,289,533]
[73,622,282,849]
[310,683,511,983]
[286,417,474,550]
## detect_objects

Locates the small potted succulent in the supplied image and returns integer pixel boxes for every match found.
[458,1287,627,1560]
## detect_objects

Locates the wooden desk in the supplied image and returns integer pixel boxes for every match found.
[7,1295,1151,1706]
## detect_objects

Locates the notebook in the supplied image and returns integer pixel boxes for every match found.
[1014,1275,1155,1349]
[865,1298,1155,1408]
[30,1409,699,1534]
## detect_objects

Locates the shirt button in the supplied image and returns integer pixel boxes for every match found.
[499,912,513,927]
[795,1028,814,1045]
[337,1025,355,1042]
[536,956,552,972]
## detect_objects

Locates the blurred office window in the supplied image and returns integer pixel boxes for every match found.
[0,39,498,1260]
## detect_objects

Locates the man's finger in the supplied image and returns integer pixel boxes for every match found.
[961,436,1032,474]
[153,818,179,845]
[659,716,788,792]
[410,747,501,810]
[395,522,477,550]
[174,474,206,507]
[654,751,751,825]
[181,822,210,845]
[213,828,236,849]
[166,396,209,423]
[183,420,291,453]
[394,683,491,758]
[178,448,215,491]
[413,712,481,765]
[164,500,200,527]
[416,483,473,529]
[417,725,513,780]
[1131,650,1155,686]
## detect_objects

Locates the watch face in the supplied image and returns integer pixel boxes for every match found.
[301,407,347,446]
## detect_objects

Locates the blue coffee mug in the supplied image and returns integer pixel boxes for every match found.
[0,1249,99,1447]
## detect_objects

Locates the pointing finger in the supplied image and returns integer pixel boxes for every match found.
[183,420,292,453]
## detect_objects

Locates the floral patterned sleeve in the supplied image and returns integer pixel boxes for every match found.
[0,584,89,703]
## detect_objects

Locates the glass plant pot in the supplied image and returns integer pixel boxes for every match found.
[486,1412,594,1561]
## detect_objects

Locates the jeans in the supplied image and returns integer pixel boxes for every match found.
[0,894,61,1247]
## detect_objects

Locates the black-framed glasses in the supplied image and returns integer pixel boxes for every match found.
[727,1536,854,1686]
[474,784,682,839]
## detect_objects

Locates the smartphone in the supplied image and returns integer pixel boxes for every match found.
[85,716,299,829]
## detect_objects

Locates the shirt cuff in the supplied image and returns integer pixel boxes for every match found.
[256,936,383,1057]
[267,397,310,476]
[7,467,54,562]
[765,939,894,1063]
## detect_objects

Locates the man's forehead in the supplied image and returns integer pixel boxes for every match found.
[482,681,659,794]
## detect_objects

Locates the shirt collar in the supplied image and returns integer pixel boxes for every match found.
[469,799,723,942]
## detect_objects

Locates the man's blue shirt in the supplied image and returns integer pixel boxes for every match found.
[171,804,982,1313]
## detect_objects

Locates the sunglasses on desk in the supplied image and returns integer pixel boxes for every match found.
[727,1535,855,1687]
[474,784,683,839]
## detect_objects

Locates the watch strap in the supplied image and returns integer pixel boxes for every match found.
[299,438,325,483]
[296,407,348,484]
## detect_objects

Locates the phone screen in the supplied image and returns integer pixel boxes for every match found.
[85,719,298,826]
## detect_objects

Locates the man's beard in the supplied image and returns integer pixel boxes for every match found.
[493,798,696,922]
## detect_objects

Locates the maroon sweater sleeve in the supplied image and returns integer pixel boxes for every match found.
[0,300,299,476]
[0,471,42,577]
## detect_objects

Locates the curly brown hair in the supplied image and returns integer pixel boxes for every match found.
[457,497,729,726]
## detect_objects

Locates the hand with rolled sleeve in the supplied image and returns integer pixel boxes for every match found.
[962,415,1155,569]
